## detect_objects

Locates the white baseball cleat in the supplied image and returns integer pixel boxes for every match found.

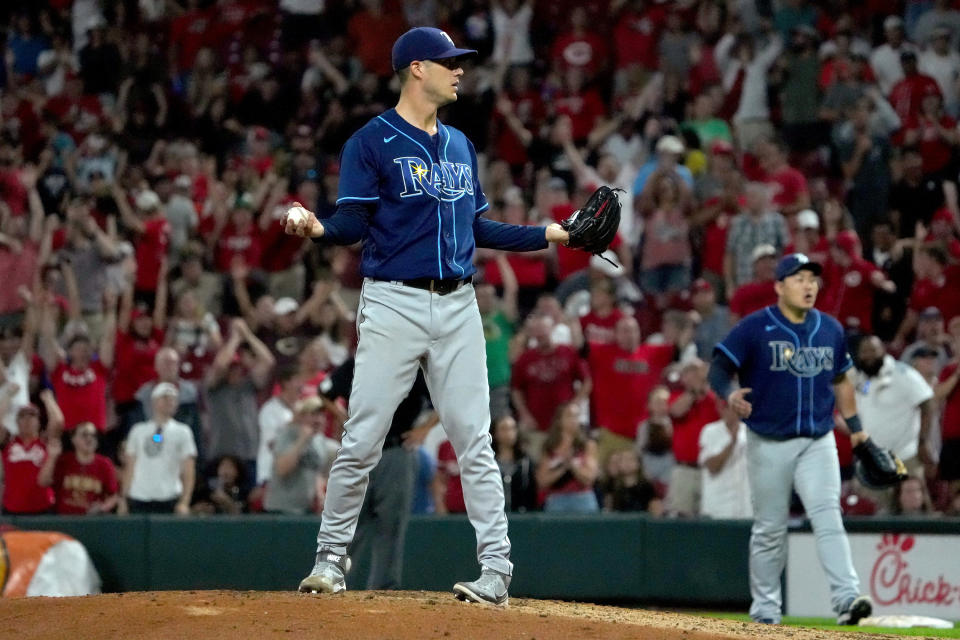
[298,551,351,595]
[453,568,510,607]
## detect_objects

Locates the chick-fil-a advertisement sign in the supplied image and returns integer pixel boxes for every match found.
[787,533,960,618]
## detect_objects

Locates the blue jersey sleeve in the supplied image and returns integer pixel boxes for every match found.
[473,217,548,251]
[832,317,853,375]
[715,316,754,370]
[708,350,738,399]
[336,135,380,205]
[317,201,373,245]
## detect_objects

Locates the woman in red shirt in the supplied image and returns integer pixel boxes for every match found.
[40,421,119,515]
[0,391,64,515]
[41,292,116,433]
[535,402,599,512]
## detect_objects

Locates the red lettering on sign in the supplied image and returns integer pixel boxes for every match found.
[869,535,960,607]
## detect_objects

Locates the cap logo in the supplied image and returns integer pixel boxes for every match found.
[796,254,808,263]
[440,31,455,46]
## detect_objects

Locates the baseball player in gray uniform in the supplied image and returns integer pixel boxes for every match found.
[284,27,570,606]
[709,254,874,625]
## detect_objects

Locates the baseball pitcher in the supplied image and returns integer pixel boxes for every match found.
[283,27,619,606]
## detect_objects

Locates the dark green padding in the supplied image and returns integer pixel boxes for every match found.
[3,514,953,604]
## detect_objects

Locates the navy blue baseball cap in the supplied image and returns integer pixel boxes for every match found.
[776,253,823,281]
[392,27,477,71]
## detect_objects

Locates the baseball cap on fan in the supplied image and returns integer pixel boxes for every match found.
[136,190,161,212]
[656,135,685,155]
[391,27,477,71]
[750,243,777,263]
[796,209,820,230]
[776,253,822,281]
[151,382,179,399]
[274,297,299,316]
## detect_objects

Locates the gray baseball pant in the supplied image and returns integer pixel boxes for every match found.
[315,279,513,576]
[747,430,860,622]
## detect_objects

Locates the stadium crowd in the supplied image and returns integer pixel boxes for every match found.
[1,0,960,521]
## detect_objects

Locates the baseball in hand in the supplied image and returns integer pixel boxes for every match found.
[285,204,310,226]
[284,203,323,238]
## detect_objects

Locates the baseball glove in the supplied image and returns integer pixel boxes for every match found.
[853,438,908,489]
[561,185,622,263]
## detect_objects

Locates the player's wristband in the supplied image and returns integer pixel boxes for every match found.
[845,414,863,434]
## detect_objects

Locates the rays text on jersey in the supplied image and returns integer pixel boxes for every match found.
[394,156,475,202]
[768,341,835,377]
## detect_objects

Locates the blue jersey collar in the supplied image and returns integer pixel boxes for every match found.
[381,108,444,148]
[767,304,818,330]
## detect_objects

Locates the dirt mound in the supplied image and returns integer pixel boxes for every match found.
[0,590,894,639]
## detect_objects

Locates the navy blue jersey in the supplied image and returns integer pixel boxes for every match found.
[325,108,545,280]
[714,305,853,439]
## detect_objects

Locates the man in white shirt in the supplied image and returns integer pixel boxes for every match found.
[871,16,917,95]
[119,382,197,515]
[919,26,960,116]
[714,27,783,150]
[134,347,203,462]
[852,336,934,511]
[256,367,303,486]
[491,0,534,65]
[698,399,752,519]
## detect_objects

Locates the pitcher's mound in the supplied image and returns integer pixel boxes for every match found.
[0,590,886,639]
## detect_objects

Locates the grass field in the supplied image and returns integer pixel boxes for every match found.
[702,613,960,637]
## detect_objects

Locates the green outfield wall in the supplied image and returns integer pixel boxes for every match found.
[4,514,956,604]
